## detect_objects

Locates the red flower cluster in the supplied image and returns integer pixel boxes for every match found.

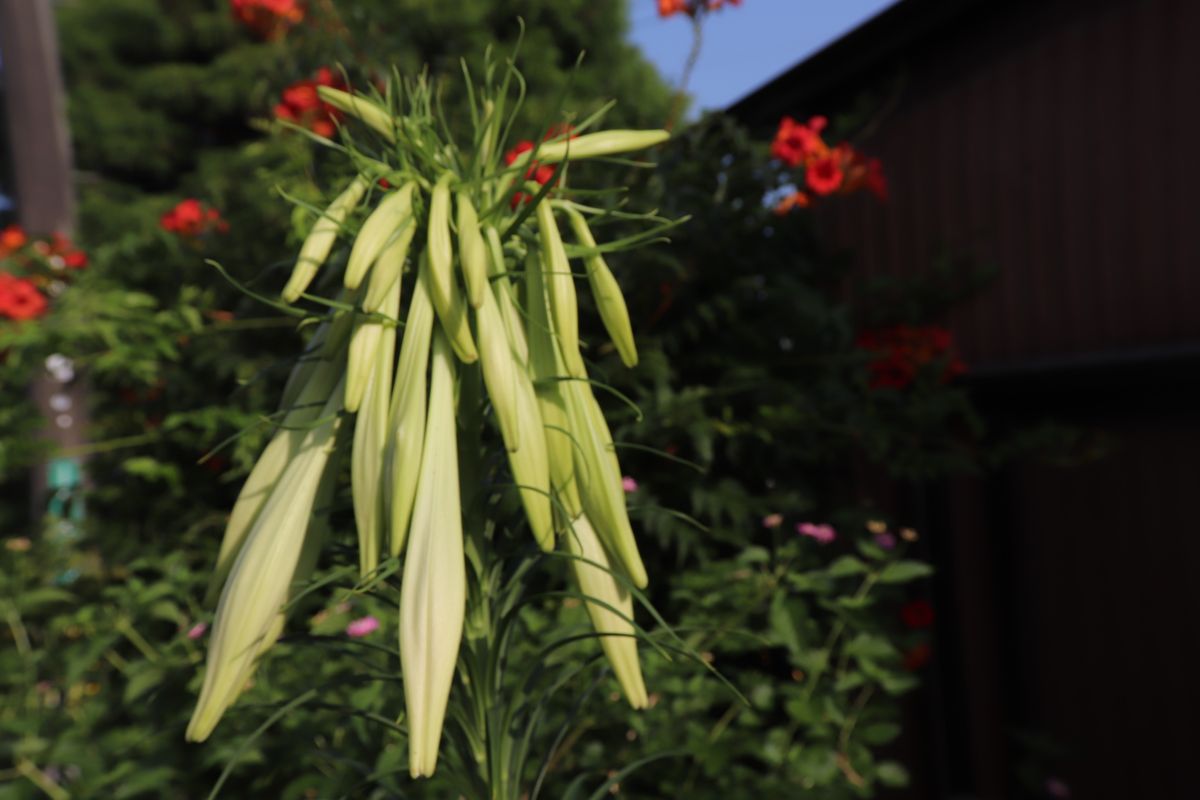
[503,141,556,208]
[0,224,88,321]
[502,127,575,208]
[902,642,932,672]
[900,599,935,629]
[0,272,48,321]
[771,115,887,213]
[33,232,89,270]
[230,0,304,40]
[160,199,230,238]
[0,224,27,255]
[856,324,966,390]
[658,0,742,18]
[274,68,347,138]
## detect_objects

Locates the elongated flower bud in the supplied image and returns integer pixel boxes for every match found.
[345,297,392,413]
[276,309,349,414]
[455,192,488,309]
[526,129,669,164]
[400,331,466,778]
[477,277,554,549]
[563,378,648,589]
[427,175,479,363]
[362,216,415,313]
[207,318,350,601]
[316,86,397,142]
[525,253,582,522]
[351,280,399,576]
[563,205,638,368]
[251,448,340,663]
[187,378,345,742]
[565,513,648,708]
[536,201,586,378]
[385,271,435,556]
[510,367,554,549]
[476,277,521,453]
[282,176,368,303]
[484,225,528,366]
[345,182,414,290]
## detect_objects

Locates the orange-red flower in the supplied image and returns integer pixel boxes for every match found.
[659,0,742,17]
[900,599,935,629]
[770,115,828,168]
[42,233,89,270]
[838,143,888,201]
[773,190,810,215]
[161,199,229,238]
[503,138,560,208]
[856,324,965,390]
[231,0,304,40]
[274,68,346,138]
[772,117,888,210]
[0,272,48,320]
[0,225,26,255]
[902,642,932,671]
[805,155,844,196]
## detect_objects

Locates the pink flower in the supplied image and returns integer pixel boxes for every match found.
[186,622,208,640]
[1045,778,1071,798]
[761,513,783,529]
[346,616,380,638]
[621,476,638,493]
[796,522,836,544]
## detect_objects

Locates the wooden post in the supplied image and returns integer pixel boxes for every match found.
[0,0,86,523]
[0,0,74,232]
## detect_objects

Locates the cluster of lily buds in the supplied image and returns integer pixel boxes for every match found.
[188,66,670,778]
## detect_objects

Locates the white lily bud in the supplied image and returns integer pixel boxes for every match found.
[565,513,648,708]
[385,270,435,556]
[400,331,466,778]
[563,205,638,368]
[187,377,345,742]
[316,86,397,142]
[525,129,669,164]
[536,200,586,379]
[351,279,399,575]
[282,176,368,303]
[427,175,479,363]
[345,181,414,290]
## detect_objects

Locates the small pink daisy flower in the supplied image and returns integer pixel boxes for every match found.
[621,476,638,493]
[346,616,380,638]
[186,622,208,640]
[796,522,837,544]
[1045,778,1071,798]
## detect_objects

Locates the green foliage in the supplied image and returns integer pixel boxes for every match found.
[529,527,933,798]
[0,2,988,797]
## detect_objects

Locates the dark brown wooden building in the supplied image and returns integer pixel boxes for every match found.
[731,1,1200,798]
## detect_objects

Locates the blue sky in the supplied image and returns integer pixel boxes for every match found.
[628,0,898,112]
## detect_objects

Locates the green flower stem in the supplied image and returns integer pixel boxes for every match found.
[14,759,71,800]
[707,700,742,742]
[802,570,880,700]
[2,601,31,656]
[837,684,875,758]
[196,318,299,333]
[104,649,132,674]
[115,618,161,663]
[57,432,160,459]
